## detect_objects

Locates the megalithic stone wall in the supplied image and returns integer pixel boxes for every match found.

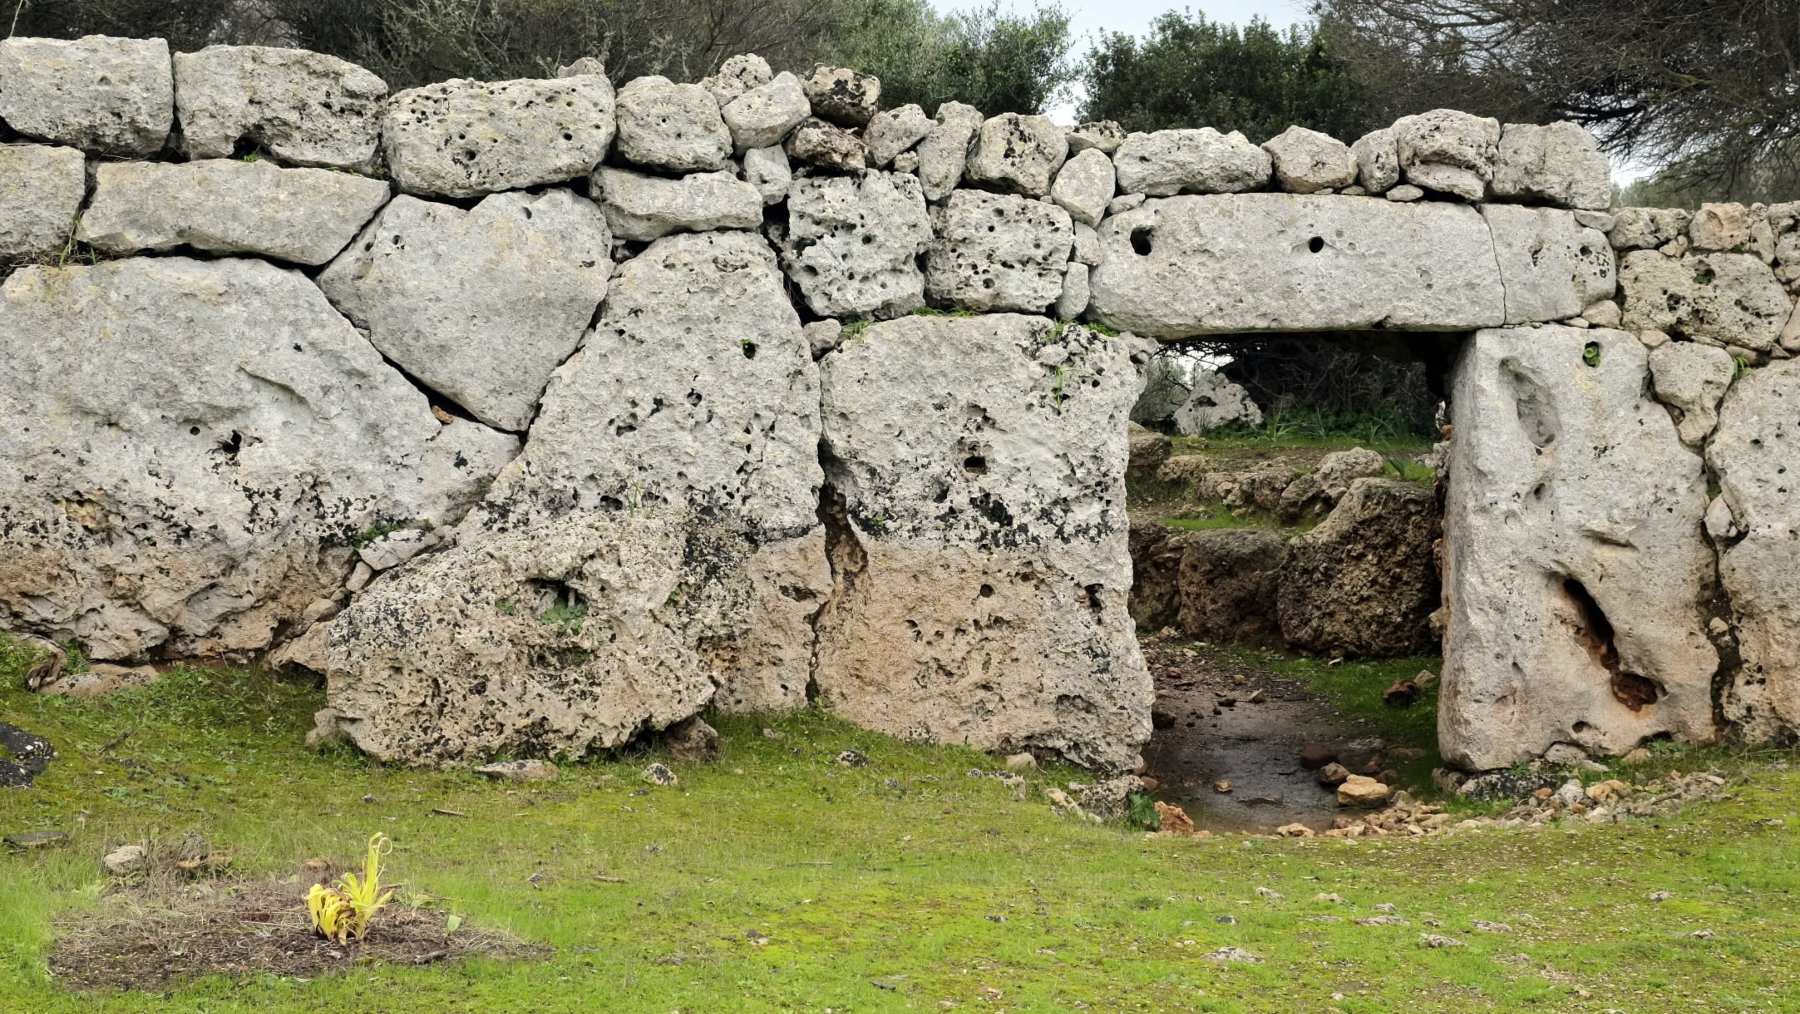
[2,35,1798,771]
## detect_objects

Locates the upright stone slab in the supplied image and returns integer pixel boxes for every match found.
[780,172,931,318]
[1441,325,1718,769]
[1707,360,1800,742]
[173,46,387,169]
[1089,193,1507,339]
[381,74,616,197]
[814,314,1152,771]
[0,36,173,156]
[0,144,84,263]
[77,159,391,265]
[0,257,518,661]
[319,189,612,433]
[326,231,829,762]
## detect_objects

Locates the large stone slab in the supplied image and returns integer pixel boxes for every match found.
[0,257,518,661]
[1441,325,1718,770]
[1618,251,1791,352]
[815,314,1152,771]
[1089,194,1506,339]
[592,166,761,241]
[77,159,391,265]
[1113,128,1270,197]
[381,74,615,197]
[331,230,831,761]
[0,143,84,264]
[1707,360,1800,742]
[0,36,173,156]
[780,171,931,318]
[319,189,611,433]
[1480,204,1615,324]
[925,190,1072,313]
[173,45,387,169]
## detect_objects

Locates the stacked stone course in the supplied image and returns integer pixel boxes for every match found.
[2,35,1796,771]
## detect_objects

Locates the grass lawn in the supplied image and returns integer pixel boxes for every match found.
[2,664,1798,1012]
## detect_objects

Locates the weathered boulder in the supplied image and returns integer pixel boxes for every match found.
[801,65,880,127]
[1089,194,1506,338]
[381,74,615,197]
[815,314,1152,771]
[719,71,809,153]
[1708,360,1800,742]
[1441,325,1718,770]
[1314,447,1387,500]
[1609,207,1690,250]
[916,101,983,201]
[1648,341,1735,447]
[783,117,866,171]
[1263,126,1356,194]
[1279,478,1440,657]
[0,257,517,661]
[1351,127,1400,194]
[863,103,933,167]
[700,53,771,105]
[1171,369,1261,433]
[1176,529,1288,645]
[614,78,731,173]
[1050,148,1116,227]
[741,144,791,205]
[963,113,1068,197]
[1688,203,1775,261]
[173,45,387,168]
[0,143,84,263]
[1114,128,1270,197]
[1479,205,1616,323]
[0,36,173,156]
[925,190,1072,313]
[1618,251,1790,352]
[1056,263,1090,320]
[592,166,761,241]
[1127,521,1186,631]
[1068,120,1126,154]
[781,171,931,318]
[77,159,391,265]
[1393,109,1498,201]
[1492,121,1611,211]
[319,189,612,432]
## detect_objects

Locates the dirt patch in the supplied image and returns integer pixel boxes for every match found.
[1141,639,1389,833]
[50,873,544,992]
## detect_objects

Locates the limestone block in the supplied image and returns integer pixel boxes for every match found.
[1055,263,1090,320]
[382,74,615,197]
[1351,127,1400,194]
[1068,120,1126,154]
[1263,126,1356,194]
[1441,325,1718,769]
[916,101,983,200]
[592,166,761,241]
[1089,194,1506,338]
[1113,128,1270,197]
[1479,204,1616,323]
[1176,530,1287,644]
[964,113,1068,197]
[1278,478,1441,657]
[1708,360,1800,741]
[77,159,391,265]
[925,190,1073,313]
[174,45,386,168]
[801,65,880,127]
[1171,369,1261,434]
[720,71,809,152]
[1618,250,1791,352]
[781,171,931,318]
[0,36,173,155]
[815,314,1151,771]
[614,78,731,172]
[1393,109,1499,201]
[1688,203,1775,261]
[784,117,866,171]
[319,190,611,432]
[1491,121,1611,211]
[1050,148,1116,227]
[0,257,517,661]
[700,53,771,105]
[1648,341,1735,446]
[1610,207,1691,250]
[741,145,791,205]
[0,143,84,264]
[863,103,932,167]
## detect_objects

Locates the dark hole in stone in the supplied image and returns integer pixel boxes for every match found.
[963,455,987,475]
[1307,236,1325,254]
[741,341,758,360]
[979,583,995,598]
[1561,577,1660,711]
[216,430,242,459]
[1084,583,1103,611]
[1129,226,1153,256]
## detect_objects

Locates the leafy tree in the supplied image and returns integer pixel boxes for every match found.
[1314,0,1800,200]
[826,0,1076,115]
[1079,11,1371,141]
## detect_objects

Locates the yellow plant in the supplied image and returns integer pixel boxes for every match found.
[306,833,396,943]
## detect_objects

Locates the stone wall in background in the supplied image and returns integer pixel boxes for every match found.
[2,35,1795,772]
